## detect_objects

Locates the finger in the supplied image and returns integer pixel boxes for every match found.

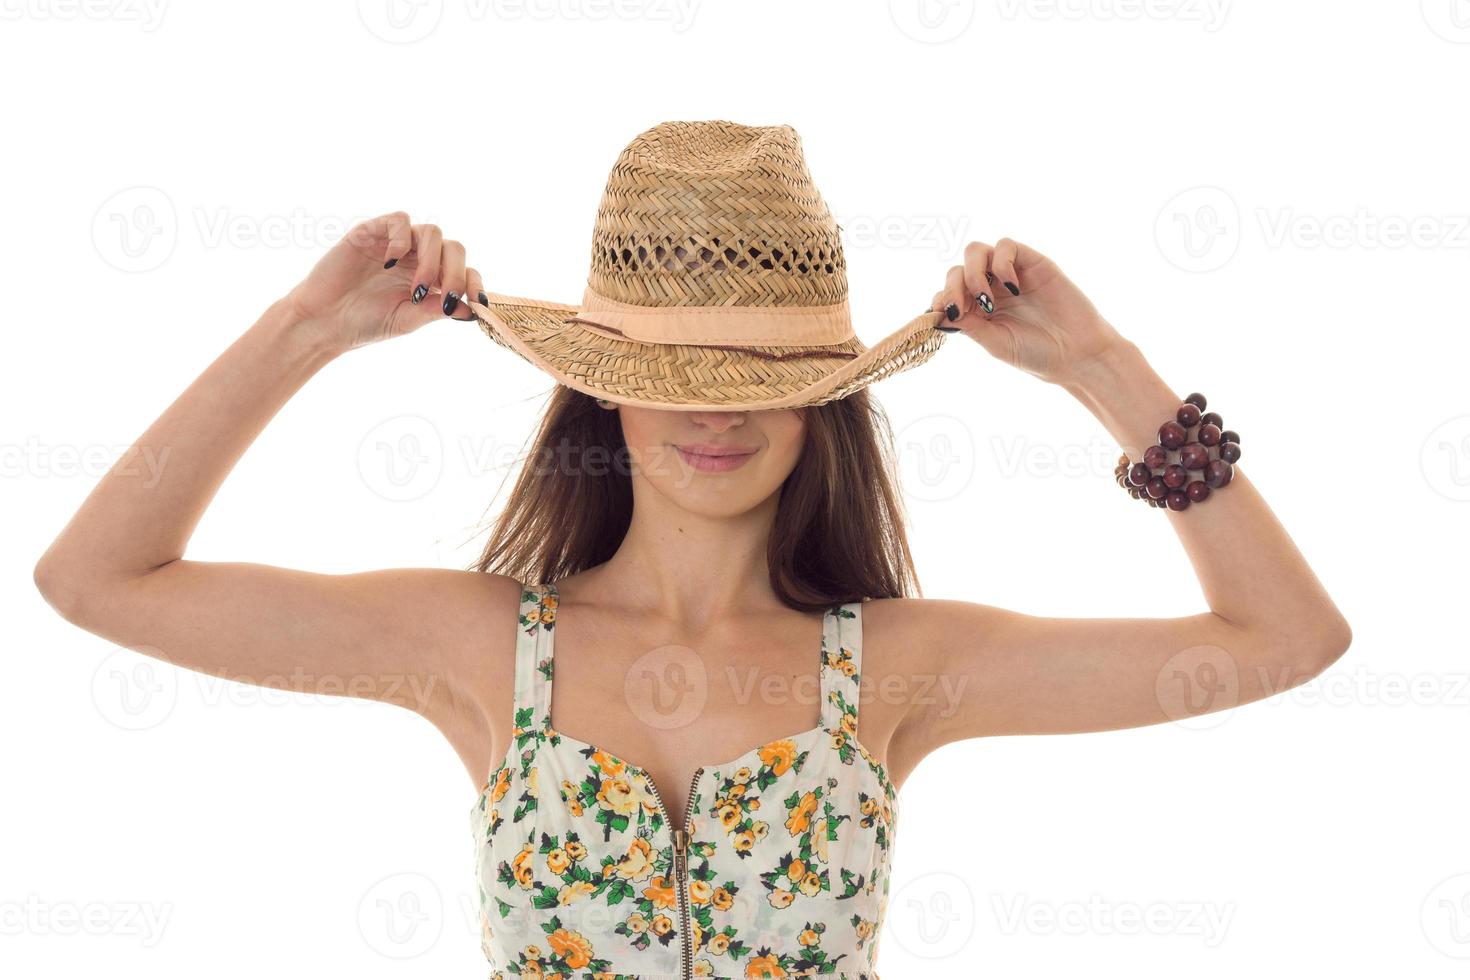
[464,267,489,311]
[961,241,997,316]
[408,223,444,306]
[991,238,1022,296]
[942,264,972,322]
[439,240,468,317]
[377,211,413,270]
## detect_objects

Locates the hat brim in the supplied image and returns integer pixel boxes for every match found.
[464,293,951,411]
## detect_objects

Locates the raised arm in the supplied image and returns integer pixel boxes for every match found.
[894,238,1351,756]
[32,213,515,782]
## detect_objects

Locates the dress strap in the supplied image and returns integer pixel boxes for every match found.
[511,580,558,730]
[819,599,864,734]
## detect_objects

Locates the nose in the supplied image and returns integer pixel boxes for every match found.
[687,411,747,432]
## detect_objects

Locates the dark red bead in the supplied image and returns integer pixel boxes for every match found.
[1198,423,1222,447]
[1146,476,1168,500]
[1221,429,1240,445]
[1204,459,1234,488]
[1186,480,1211,502]
[1180,442,1210,469]
[1201,411,1223,430]
[1166,490,1190,510]
[1177,403,1202,428]
[1218,441,1241,464]
[1143,444,1167,469]
[1158,421,1188,450]
[1128,462,1151,487]
[1163,463,1188,489]
[1185,392,1207,411]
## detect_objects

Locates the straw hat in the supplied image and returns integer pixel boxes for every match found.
[464,120,952,411]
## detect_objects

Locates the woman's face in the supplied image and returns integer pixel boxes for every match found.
[612,404,806,518]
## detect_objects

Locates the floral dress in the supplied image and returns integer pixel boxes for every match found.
[469,581,899,979]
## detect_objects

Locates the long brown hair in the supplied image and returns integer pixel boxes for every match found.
[471,386,923,611]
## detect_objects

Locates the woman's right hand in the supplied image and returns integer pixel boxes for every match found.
[284,211,487,353]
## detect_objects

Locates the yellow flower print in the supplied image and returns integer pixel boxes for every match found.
[717,802,742,831]
[745,951,787,977]
[734,766,753,782]
[528,766,539,796]
[798,928,819,947]
[797,871,822,897]
[786,791,819,836]
[541,594,558,611]
[565,839,587,862]
[694,957,715,977]
[546,927,592,969]
[525,608,542,625]
[592,750,625,776]
[557,880,596,905]
[512,844,536,889]
[690,878,714,905]
[650,913,674,937]
[614,835,658,881]
[767,888,794,909]
[643,876,678,911]
[490,767,512,803]
[597,776,642,817]
[785,857,806,882]
[707,931,731,954]
[624,911,648,933]
[758,739,798,776]
[712,887,735,911]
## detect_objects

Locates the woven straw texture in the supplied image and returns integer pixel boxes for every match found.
[467,119,951,410]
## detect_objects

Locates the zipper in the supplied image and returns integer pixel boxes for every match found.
[644,765,705,980]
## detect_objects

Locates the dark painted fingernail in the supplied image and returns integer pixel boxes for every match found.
[478,291,489,306]
[412,283,427,304]
[451,315,477,322]
[383,257,398,269]
[984,271,996,285]
[1004,281,1020,296]
[944,303,960,322]
[975,292,995,315]
[935,323,961,332]
[442,291,459,316]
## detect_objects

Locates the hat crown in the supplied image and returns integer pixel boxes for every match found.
[587,120,848,310]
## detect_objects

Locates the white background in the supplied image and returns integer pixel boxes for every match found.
[4,1,1468,977]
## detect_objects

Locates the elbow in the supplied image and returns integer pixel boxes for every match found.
[33,552,94,625]
[1299,612,1353,678]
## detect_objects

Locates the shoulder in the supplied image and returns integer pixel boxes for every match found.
[859,594,1013,669]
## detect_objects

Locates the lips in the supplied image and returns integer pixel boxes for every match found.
[673,444,757,472]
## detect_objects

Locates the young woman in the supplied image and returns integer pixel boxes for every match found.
[34,121,1351,980]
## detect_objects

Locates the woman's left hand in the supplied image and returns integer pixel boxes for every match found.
[930,238,1128,386]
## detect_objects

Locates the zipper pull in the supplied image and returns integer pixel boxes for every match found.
[672,828,688,878]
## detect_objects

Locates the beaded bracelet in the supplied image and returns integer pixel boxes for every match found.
[1113,392,1241,511]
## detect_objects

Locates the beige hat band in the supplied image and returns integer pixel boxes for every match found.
[562,286,855,347]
